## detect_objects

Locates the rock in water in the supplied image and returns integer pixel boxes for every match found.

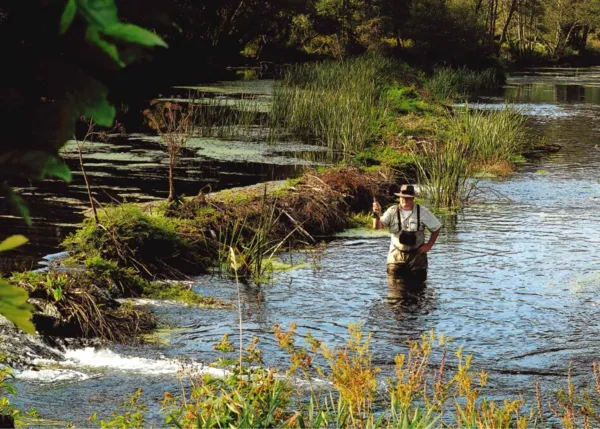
[0,315,63,368]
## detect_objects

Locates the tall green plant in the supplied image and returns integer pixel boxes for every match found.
[449,106,530,165]
[425,67,501,101]
[271,56,395,154]
[0,236,35,334]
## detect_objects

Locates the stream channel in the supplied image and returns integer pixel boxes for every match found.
[7,69,600,425]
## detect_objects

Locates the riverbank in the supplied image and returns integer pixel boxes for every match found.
[5,57,544,346]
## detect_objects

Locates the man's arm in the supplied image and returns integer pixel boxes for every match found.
[372,199,383,230]
[373,216,383,230]
[417,227,441,254]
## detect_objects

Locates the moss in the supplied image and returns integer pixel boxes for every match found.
[83,256,147,297]
[10,270,156,341]
[141,281,233,308]
[354,145,412,170]
[63,204,205,279]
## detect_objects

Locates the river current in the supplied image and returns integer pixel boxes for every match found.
[10,69,600,424]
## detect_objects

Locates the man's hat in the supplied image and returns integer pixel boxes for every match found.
[394,184,417,198]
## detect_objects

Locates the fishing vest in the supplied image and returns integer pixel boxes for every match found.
[390,204,425,252]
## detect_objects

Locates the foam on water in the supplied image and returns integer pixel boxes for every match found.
[15,368,90,383]
[61,348,228,377]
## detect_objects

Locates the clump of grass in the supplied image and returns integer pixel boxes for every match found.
[271,55,396,154]
[63,204,204,279]
[141,281,232,308]
[425,66,502,100]
[410,137,474,209]
[448,106,530,168]
[413,106,530,208]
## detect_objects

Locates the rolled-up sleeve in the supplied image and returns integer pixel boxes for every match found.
[420,206,442,232]
[380,206,395,228]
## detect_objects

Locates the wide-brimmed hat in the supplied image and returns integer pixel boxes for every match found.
[394,184,417,198]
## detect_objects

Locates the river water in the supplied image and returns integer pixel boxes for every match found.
[10,69,600,425]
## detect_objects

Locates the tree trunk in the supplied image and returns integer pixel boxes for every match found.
[498,0,519,54]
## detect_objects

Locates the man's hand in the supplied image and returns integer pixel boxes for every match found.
[372,199,382,216]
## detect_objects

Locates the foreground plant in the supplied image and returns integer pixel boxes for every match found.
[94,322,600,428]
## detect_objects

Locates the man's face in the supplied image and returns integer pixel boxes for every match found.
[400,196,414,209]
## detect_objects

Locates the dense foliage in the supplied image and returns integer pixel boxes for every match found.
[111,0,600,71]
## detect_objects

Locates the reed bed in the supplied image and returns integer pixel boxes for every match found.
[410,137,474,209]
[450,105,530,165]
[271,56,396,154]
[425,66,501,100]
[412,106,529,208]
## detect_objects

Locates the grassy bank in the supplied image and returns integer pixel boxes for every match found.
[63,167,399,284]
[269,55,530,209]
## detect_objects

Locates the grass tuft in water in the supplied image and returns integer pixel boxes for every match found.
[425,66,503,101]
[271,55,396,154]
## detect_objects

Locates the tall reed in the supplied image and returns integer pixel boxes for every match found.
[271,56,395,154]
[413,106,529,208]
[410,137,474,209]
[425,66,501,100]
[449,105,530,165]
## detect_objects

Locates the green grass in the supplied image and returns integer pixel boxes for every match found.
[425,66,503,101]
[141,281,232,307]
[271,55,396,154]
[354,145,412,170]
[413,106,531,208]
[447,106,530,165]
[62,204,205,279]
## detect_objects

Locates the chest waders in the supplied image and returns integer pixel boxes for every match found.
[387,205,428,275]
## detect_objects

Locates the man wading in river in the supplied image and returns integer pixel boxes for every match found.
[372,185,441,280]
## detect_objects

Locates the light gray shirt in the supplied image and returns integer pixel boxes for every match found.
[381,204,442,260]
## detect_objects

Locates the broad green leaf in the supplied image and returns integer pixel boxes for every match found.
[81,0,119,28]
[0,235,29,253]
[0,280,35,335]
[14,152,72,183]
[41,156,72,182]
[60,0,77,34]
[82,82,116,126]
[104,23,168,48]
[0,185,31,227]
[85,27,124,67]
